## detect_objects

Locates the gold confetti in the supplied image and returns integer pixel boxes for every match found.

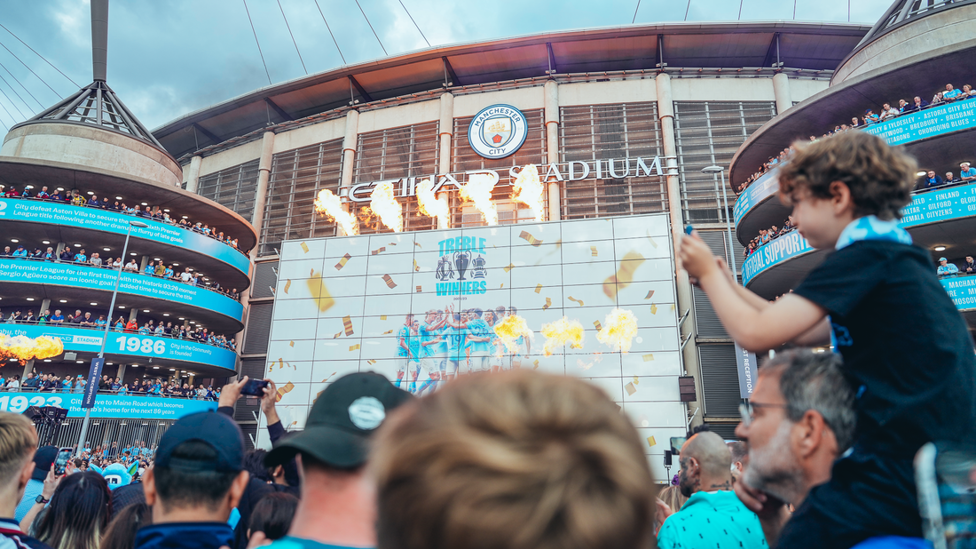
[367,360,377,365]
[413,259,419,272]
[633,376,640,384]
[289,341,295,347]
[334,253,351,271]
[643,354,654,362]
[591,246,598,257]
[416,285,423,293]
[283,280,291,294]
[543,297,552,310]
[593,320,603,331]
[534,283,543,294]
[343,316,354,336]
[307,272,335,312]
[670,304,676,311]
[275,382,295,403]
[533,360,540,369]
[577,359,593,370]
[380,315,387,320]
[500,283,504,288]
[333,332,342,339]
[389,242,397,246]
[603,251,645,299]
[646,231,658,248]
[349,344,360,351]
[382,329,393,335]
[625,382,637,395]
[382,274,397,289]
[503,263,515,273]
[310,268,315,277]
[414,242,422,248]
[519,230,543,247]
[650,304,658,315]
[647,436,657,448]
[568,296,584,306]
[644,290,655,300]
[371,247,386,255]
[300,242,309,253]
[277,358,284,370]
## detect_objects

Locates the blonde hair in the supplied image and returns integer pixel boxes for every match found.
[371,370,657,549]
[658,485,688,514]
[0,412,37,488]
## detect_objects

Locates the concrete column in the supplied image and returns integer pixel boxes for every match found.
[128,308,138,323]
[249,131,276,257]
[544,80,560,222]
[437,194,450,230]
[185,155,202,194]
[55,242,65,257]
[656,72,703,429]
[116,364,126,381]
[772,73,792,116]
[39,298,51,317]
[338,110,360,236]
[437,93,454,230]
[22,359,34,380]
[139,256,149,271]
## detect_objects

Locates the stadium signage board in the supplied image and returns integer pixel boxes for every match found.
[0,392,215,419]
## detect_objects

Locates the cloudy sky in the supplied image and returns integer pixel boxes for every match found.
[0,0,893,132]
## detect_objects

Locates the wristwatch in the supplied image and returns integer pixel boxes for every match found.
[35,495,49,504]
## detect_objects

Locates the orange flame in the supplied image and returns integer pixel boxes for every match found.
[314,189,359,236]
[512,164,545,222]
[368,181,403,232]
[459,173,498,226]
[493,314,532,354]
[415,178,448,226]
[0,335,65,364]
[540,317,584,356]
[597,309,638,353]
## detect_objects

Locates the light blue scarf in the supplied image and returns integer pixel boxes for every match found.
[835,215,912,250]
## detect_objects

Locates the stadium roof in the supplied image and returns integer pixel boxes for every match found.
[153,21,871,160]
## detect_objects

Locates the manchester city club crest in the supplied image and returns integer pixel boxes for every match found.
[468,104,528,159]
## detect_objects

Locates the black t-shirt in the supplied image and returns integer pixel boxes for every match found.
[794,240,976,456]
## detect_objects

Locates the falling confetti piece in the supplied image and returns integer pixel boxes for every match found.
[343,316,354,336]
[371,247,386,255]
[310,268,315,277]
[307,272,335,312]
[633,376,640,384]
[625,382,637,395]
[333,332,342,339]
[534,284,543,294]
[349,344,360,351]
[503,263,515,273]
[644,290,655,299]
[283,280,292,294]
[647,436,657,448]
[568,296,584,306]
[519,230,543,246]
[416,285,423,292]
[543,297,552,311]
[289,341,295,347]
[533,359,540,369]
[603,251,645,299]
[389,242,397,246]
[334,253,352,271]
[643,354,654,362]
[577,359,593,370]
[300,242,309,253]
[500,283,504,288]
[380,315,387,320]
[277,358,283,370]
[670,304,676,311]
[591,246,598,257]
[367,360,377,365]
[382,329,393,335]
[413,260,419,272]
[593,320,603,331]
[382,274,397,289]
[275,381,295,403]
[650,304,658,315]
[414,242,422,248]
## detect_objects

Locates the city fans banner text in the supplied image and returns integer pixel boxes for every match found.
[0,199,250,274]
[0,392,215,419]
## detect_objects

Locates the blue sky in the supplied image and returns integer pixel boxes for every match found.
[0,0,894,131]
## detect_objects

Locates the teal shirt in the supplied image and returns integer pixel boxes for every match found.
[656,490,767,549]
[267,536,371,549]
[396,325,410,357]
[466,319,491,353]
[406,330,421,361]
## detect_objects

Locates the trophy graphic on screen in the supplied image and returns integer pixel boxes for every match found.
[453,251,471,281]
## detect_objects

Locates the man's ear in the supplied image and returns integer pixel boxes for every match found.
[142,467,157,507]
[19,460,35,492]
[795,410,827,458]
[227,470,250,511]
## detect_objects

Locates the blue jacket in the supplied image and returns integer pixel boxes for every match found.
[134,523,234,549]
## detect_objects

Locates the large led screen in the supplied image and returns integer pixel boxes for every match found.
[258,213,687,479]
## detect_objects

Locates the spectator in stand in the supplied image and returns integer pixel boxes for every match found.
[180,268,193,284]
[879,103,899,120]
[0,414,53,549]
[863,109,880,124]
[965,256,976,274]
[850,116,860,128]
[12,246,28,258]
[937,257,959,276]
[87,195,100,208]
[26,471,112,549]
[154,262,165,277]
[50,310,64,324]
[136,412,249,549]
[943,83,962,100]
[35,186,49,199]
[371,370,657,549]
[897,98,909,113]
[909,96,928,112]
[960,162,976,182]
[124,259,139,272]
[125,318,138,333]
[89,252,102,267]
[946,171,956,183]
[916,170,943,190]
[143,261,155,275]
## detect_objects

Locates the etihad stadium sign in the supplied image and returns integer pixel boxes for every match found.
[347,156,667,203]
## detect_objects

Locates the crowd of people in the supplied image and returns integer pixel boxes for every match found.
[736,81,976,194]
[0,372,222,400]
[0,244,242,302]
[0,185,247,255]
[742,216,796,258]
[0,307,237,351]
[936,255,976,277]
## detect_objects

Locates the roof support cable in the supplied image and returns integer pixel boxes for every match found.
[793,0,798,19]
[242,0,273,85]
[684,0,692,20]
[0,23,79,88]
[738,0,744,19]
[0,37,62,99]
[397,0,430,47]
[353,0,388,56]
[631,0,642,23]
[0,96,15,127]
[276,0,307,74]
[0,58,41,110]
[0,70,27,117]
[313,0,347,64]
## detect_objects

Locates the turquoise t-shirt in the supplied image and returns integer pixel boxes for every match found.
[465,319,491,353]
[395,325,410,358]
[406,329,421,362]
[418,324,436,359]
[657,490,767,549]
[267,536,371,549]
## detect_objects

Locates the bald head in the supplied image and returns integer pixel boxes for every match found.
[682,432,732,477]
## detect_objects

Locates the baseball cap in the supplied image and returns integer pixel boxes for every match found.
[940,257,948,262]
[265,372,412,469]
[32,446,58,481]
[155,411,244,472]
